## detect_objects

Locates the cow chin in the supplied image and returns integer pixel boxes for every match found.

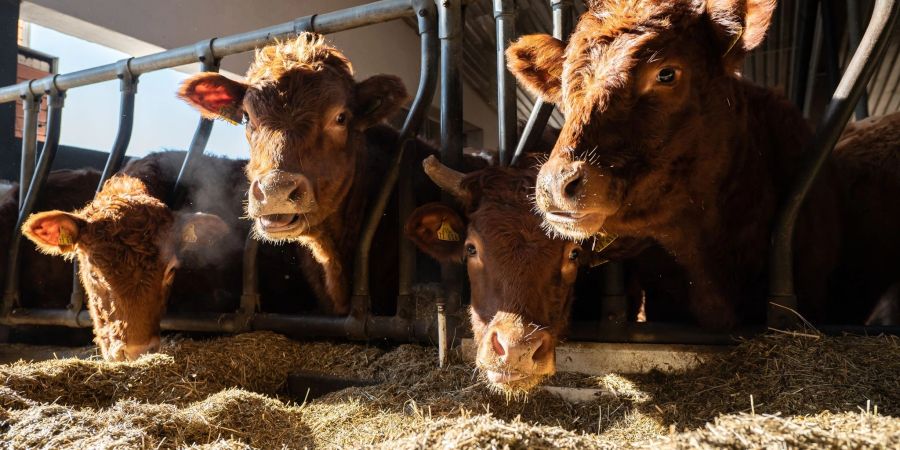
[541,210,609,241]
[482,369,549,396]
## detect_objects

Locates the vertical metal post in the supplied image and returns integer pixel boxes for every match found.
[847,0,870,120]
[2,85,65,315]
[493,0,517,167]
[70,58,139,317]
[820,1,841,92]
[511,0,573,165]
[436,300,447,367]
[769,0,899,328]
[350,0,438,319]
[18,89,39,206]
[238,235,260,331]
[170,41,219,209]
[437,0,464,362]
[789,0,819,109]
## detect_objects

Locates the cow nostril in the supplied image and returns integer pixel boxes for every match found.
[562,170,584,200]
[531,335,552,363]
[251,180,266,202]
[491,331,506,357]
[288,183,306,203]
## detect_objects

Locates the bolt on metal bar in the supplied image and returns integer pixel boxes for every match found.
[768,0,899,328]
[351,0,438,315]
[2,86,65,315]
[511,0,573,166]
[18,89,40,206]
[494,0,517,167]
[0,0,419,104]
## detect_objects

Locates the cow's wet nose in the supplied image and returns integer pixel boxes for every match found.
[561,164,585,201]
[122,336,161,361]
[251,170,313,213]
[479,325,555,383]
[537,159,586,210]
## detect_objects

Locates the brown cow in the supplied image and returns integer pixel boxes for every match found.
[22,175,228,361]
[178,33,432,315]
[507,0,899,328]
[405,155,685,392]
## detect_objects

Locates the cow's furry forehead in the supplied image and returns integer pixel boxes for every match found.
[245,33,354,87]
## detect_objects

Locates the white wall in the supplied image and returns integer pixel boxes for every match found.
[21,0,499,149]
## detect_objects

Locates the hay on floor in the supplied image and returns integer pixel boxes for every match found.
[0,330,897,449]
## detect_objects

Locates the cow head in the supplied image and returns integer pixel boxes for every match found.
[507,0,775,239]
[405,156,587,393]
[22,175,229,361]
[178,33,408,242]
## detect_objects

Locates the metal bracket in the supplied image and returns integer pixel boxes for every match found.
[116,57,139,94]
[195,38,221,72]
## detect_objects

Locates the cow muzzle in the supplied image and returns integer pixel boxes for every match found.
[249,170,316,234]
[106,336,161,362]
[536,157,615,239]
[476,316,555,393]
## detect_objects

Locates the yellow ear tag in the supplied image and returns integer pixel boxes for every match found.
[589,232,618,267]
[57,229,74,247]
[182,223,198,244]
[436,220,460,242]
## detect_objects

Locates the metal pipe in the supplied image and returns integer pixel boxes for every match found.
[846,0,870,119]
[599,261,627,332]
[789,0,819,108]
[820,0,841,92]
[0,0,419,104]
[170,49,220,208]
[350,0,438,313]
[438,0,465,351]
[437,300,448,367]
[18,90,39,206]
[494,0,517,167]
[2,87,65,314]
[240,235,261,319]
[511,0,573,165]
[768,0,899,328]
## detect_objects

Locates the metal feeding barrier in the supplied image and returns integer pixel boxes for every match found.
[0,0,898,356]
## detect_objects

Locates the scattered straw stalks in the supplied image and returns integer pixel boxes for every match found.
[0,330,897,449]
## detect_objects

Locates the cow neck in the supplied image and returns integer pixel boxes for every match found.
[293,139,369,315]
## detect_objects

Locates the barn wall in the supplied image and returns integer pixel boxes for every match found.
[20,0,500,150]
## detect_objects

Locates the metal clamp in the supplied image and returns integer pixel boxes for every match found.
[116,57,139,93]
[195,38,221,72]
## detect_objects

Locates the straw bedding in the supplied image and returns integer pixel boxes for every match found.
[0,330,897,449]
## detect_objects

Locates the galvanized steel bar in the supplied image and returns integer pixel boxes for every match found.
[350,0,438,313]
[494,0,517,167]
[768,0,899,328]
[2,87,65,314]
[170,50,220,209]
[18,90,39,206]
[789,0,819,108]
[0,0,418,104]
[511,0,573,165]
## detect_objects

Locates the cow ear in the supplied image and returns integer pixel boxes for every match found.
[22,210,85,256]
[507,34,565,104]
[404,203,467,263]
[353,75,408,130]
[177,72,248,124]
[707,0,777,69]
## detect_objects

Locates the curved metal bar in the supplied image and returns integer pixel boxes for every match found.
[768,0,899,327]
[18,87,40,206]
[511,0,573,165]
[170,45,220,209]
[98,58,139,186]
[2,87,66,315]
[350,0,439,316]
[494,0,517,167]
[0,0,420,104]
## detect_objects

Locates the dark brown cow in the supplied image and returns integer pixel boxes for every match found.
[178,33,434,315]
[405,155,685,392]
[507,0,899,328]
[22,175,229,361]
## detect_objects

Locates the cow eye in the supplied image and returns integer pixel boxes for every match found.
[335,113,347,125]
[569,249,581,261]
[656,68,676,84]
[465,243,477,257]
